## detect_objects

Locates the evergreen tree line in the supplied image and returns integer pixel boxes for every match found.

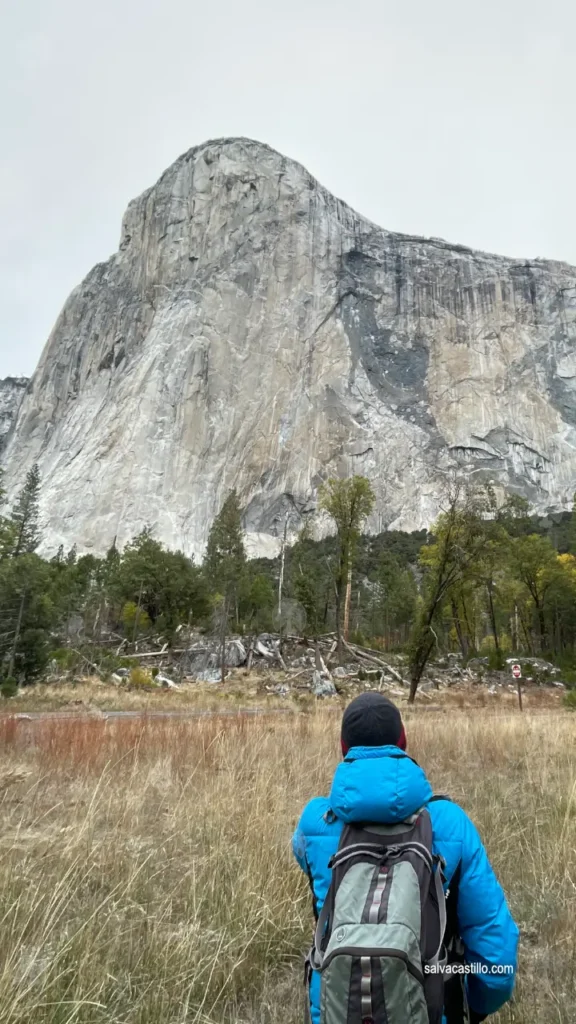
[2,465,576,695]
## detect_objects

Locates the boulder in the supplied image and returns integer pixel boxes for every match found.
[156,674,180,690]
[195,669,224,684]
[312,672,337,697]
[226,639,247,667]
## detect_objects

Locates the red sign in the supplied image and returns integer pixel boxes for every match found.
[511,663,522,679]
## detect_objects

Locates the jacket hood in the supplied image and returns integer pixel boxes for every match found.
[329,745,433,824]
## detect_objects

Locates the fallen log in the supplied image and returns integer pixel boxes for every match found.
[305,639,333,652]
[343,640,408,686]
[314,640,333,683]
[120,649,185,660]
[69,649,106,680]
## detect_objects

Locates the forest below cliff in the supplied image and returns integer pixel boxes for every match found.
[2,463,576,694]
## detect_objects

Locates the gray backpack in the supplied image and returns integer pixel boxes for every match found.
[309,807,447,1024]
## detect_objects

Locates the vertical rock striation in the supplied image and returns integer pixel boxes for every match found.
[0,377,29,454]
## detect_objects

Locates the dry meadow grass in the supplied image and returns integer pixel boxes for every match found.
[6,676,291,714]
[6,673,564,716]
[0,708,573,1023]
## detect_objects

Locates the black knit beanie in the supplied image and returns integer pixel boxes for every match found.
[341,692,406,754]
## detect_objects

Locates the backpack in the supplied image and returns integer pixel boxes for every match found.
[309,807,447,1024]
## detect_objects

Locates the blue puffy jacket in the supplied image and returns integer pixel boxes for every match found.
[292,746,519,1023]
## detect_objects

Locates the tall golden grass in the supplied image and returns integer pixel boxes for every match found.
[0,709,573,1023]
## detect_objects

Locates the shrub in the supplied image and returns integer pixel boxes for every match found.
[50,648,82,670]
[552,663,576,688]
[16,628,51,681]
[480,635,511,669]
[129,667,156,688]
[487,647,507,671]
[0,677,18,699]
[121,602,152,637]
[293,692,314,712]
[563,689,576,710]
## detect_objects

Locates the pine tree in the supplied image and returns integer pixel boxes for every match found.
[204,491,246,682]
[290,522,325,637]
[52,545,65,565]
[11,464,41,557]
[318,476,375,658]
[204,491,246,595]
[0,469,17,560]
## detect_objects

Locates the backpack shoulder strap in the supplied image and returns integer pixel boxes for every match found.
[445,860,462,948]
[427,858,448,968]
[311,891,333,970]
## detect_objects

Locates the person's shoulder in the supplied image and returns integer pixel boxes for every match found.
[297,796,337,837]
[428,797,482,868]
[429,795,478,833]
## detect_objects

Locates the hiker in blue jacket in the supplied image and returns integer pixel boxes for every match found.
[292,693,519,1024]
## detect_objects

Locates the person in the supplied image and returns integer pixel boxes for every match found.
[292,692,519,1024]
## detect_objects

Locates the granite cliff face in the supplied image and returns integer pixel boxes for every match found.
[3,138,576,556]
[0,378,29,453]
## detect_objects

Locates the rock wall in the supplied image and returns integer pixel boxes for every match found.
[3,138,576,556]
[0,377,29,453]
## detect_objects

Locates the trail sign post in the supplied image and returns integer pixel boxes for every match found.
[511,663,523,710]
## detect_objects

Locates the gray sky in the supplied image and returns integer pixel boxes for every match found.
[2,0,575,378]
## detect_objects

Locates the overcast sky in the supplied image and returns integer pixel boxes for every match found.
[2,0,575,378]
